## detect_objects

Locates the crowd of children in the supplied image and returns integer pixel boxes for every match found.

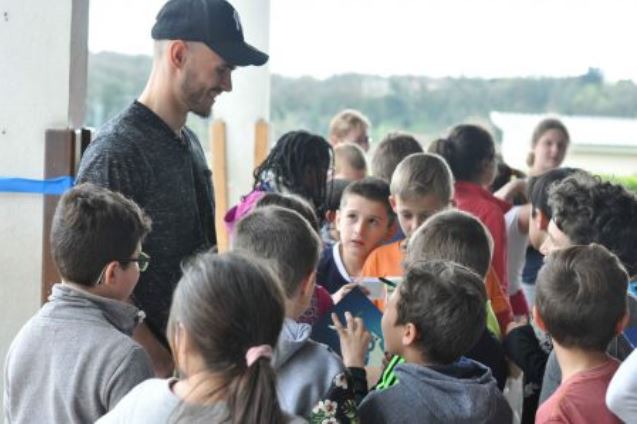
[5,111,637,424]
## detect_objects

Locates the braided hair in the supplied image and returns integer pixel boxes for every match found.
[253,130,333,215]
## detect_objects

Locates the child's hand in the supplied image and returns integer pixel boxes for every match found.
[331,311,371,368]
[331,282,369,304]
[505,316,528,335]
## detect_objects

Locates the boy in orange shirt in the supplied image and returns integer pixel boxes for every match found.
[361,153,453,278]
[362,152,513,334]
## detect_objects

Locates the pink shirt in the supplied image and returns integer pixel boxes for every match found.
[536,359,621,424]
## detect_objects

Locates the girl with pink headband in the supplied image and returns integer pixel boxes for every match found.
[98,252,304,423]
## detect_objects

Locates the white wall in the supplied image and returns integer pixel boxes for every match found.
[213,0,271,206]
[0,0,88,406]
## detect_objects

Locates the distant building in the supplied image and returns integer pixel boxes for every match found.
[491,111,637,176]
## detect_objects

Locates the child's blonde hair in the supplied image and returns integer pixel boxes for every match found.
[329,109,370,143]
[390,153,454,203]
[334,143,367,176]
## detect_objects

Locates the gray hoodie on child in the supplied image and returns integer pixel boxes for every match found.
[273,318,345,417]
[359,358,513,424]
[3,284,154,424]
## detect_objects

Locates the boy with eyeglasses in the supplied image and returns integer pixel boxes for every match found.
[4,183,154,423]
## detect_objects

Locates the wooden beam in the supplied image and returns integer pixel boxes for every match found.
[254,119,270,169]
[211,120,229,252]
[41,128,92,304]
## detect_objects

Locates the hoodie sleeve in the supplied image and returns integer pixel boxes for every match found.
[103,345,154,410]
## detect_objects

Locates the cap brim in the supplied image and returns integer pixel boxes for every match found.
[210,41,269,67]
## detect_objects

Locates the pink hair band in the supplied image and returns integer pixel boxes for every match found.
[245,344,273,367]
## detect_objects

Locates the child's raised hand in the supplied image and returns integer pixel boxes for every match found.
[331,311,371,368]
[331,282,369,304]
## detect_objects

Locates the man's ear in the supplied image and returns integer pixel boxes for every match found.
[402,322,419,347]
[167,40,188,69]
[335,209,342,229]
[389,194,397,213]
[532,305,548,332]
[616,312,630,335]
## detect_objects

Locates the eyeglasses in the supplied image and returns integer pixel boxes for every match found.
[94,251,151,285]
[119,251,151,272]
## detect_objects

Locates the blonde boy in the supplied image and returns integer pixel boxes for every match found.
[317,177,394,295]
[361,153,453,278]
[333,142,367,181]
[328,109,371,151]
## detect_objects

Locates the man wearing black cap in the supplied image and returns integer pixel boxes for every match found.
[77,0,268,376]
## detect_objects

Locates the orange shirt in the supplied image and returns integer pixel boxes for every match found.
[360,241,404,278]
[486,267,514,335]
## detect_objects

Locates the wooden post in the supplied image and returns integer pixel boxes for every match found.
[211,120,229,252]
[254,119,270,169]
[41,128,91,303]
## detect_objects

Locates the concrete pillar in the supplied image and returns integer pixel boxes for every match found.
[0,0,88,399]
[213,0,271,206]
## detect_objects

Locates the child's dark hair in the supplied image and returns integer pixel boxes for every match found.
[50,183,151,286]
[325,179,352,213]
[233,206,321,297]
[528,167,578,219]
[371,132,423,183]
[536,244,628,351]
[491,154,526,193]
[167,251,286,424]
[405,210,492,279]
[256,192,320,234]
[548,171,637,276]
[340,177,394,225]
[253,130,332,215]
[397,260,487,364]
[429,124,495,183]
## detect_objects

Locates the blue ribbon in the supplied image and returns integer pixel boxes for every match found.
[0,176,74,195]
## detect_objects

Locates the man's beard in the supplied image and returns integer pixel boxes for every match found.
[181,77,218,118]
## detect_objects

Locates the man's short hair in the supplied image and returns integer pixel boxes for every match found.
[334,143,367,174]
[536,244,628,351]
[371,132,423,182]
[50,183,152,286]
[397,260,487,364]
[340,177,394,225]
[548,171,637,276]
[528,167,578,219]
[329,109,370,143]
[390,153,454,203]
[406,210,492,278]
[232,206,320,297]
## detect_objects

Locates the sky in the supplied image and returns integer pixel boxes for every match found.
[89,0,637,81]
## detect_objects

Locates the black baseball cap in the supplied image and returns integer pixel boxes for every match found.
[151,0,268,67]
